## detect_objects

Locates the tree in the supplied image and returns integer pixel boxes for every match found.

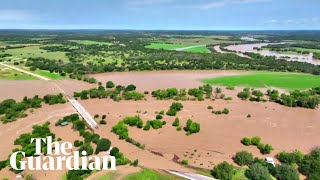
[125,84,136,91]
[211,161,235,180]
[112,122,129,139]
[106,81,115,88]
[110,147,120,157]
[275,164,299,180]
[172,117,180,127]
[95,138,111,154]
[298,147,320,176]
[245,163,272,180]
[241,137,252,146]
[235,151,254,166]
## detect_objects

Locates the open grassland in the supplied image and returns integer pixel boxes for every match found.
[202,72,320,90]
[2,45,69,62]
[184,46,210,53]
[69,40,112,45]
[0,66,37,80]
[34,69,66,80]
[145,43,202,50]
[124,169,177,180]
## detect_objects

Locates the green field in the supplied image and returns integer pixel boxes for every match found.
[184,46,210,53]
[124,169,178,180]
[70,40,112,45]
[202,72,320,90]
[34,69,66,80]
[145,43,201,50]
[2,45,69,62]
[0,66,37,80]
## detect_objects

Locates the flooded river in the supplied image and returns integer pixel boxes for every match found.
[225,43,320,65]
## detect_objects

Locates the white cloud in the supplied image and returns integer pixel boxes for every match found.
[0,9,37,22]
[194,0,272,10]
[264,17,320,26]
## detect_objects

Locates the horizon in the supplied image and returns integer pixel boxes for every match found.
[1,0,320,30]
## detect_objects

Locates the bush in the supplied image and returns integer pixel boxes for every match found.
[166,108,177,116]
[95,138,111,154]
[143,121,151,131]
[309,172,320,180]
[298,147,320,176]
[222,108,229,114]
[112,122,129,139]
[251,136,261,146]
[99,119,107,125]
[123,116,143,128]
[235,151,254,166]
[245,163,272,180]
[106,81,115,88]
[275,164,299,180]
[181,160,188,165]
[276,150,304,164]
[74,140,83,147]
[211,161,235,180]
[207,105,213,109]
[184,119,200,135]
[258,144,273,155]
[156,114,163,120]
[110,147,120,157]
[172,117,180,127]
[102,115,106,119]
[125,84,136,92]
[241,137,252,146]
[94,114,99,118]
[132,159,139,167]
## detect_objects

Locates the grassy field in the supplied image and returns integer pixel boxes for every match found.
[184,46,210,53]
[34,69,66,80]
[0,66,37,80]
[145,43,201,50]
[3,45,69,62]
[124,169,178,180]
[202,72,320,90]
[70,40,112,45]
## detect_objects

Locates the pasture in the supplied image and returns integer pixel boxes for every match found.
[202,72,320,90]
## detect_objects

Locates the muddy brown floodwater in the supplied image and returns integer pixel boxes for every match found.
[90,70,246,91]
[0,70,319,180]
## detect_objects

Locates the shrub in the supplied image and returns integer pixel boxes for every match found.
[184,119,200,135]
[275,164,299,180]
[226,86,235,90]
[176,126,182,131]
[172,117,180,127]
[95,138,111,154]
[166,108,177,116]
[143,122,151,131]
[99,119,107,125]
[298,147,320,176]
[211,161,235,180]
[241,137,252,146]
[112,122,129,139]
[106,81,115,88]
[222,108,229,114]
[156,114,163,120]
[258,144,273,155]
[74,140,83,147]
[245,163,272,180]
[123,116,143,128]
[132,159,139,167]
[102,115,106,119]
[251,136,261,146]
[125,84,136,92]
[181,160,189,165]
[110,147,120,157]
[207,105,213,109]
[234,151,254,166]
[237,89,251,100]
[276,150,304,164]
[94,114,99,118]
[122,91,144,101]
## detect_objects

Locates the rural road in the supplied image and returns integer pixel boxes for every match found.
[166,170,216,180]
[174,45,206,51]
[0,62,99,129]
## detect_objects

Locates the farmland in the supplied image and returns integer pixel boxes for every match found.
[202,72,320,90]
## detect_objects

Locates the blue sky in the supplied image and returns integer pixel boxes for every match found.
[0,0,319,30]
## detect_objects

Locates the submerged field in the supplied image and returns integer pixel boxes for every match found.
[202,72,320,90]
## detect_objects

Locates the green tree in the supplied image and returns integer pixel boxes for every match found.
[211,161,235,180]
[245,163,272,180]
[234,151,254,166]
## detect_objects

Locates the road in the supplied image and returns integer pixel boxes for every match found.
[0,62,99,129]
[166,170,217,180]
[174,45,206,51]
